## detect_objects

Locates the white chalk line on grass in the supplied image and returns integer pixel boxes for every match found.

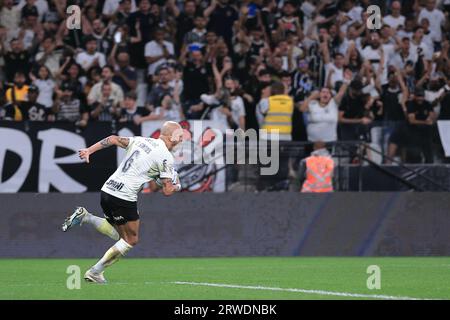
[168,281,432,300]
[1,281,437,300]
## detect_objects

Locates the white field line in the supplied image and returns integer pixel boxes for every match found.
[0,281,437,300]
[168,281,431,300]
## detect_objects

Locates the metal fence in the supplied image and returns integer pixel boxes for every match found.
[212,141,450,192]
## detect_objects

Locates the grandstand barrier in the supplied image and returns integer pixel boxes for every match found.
[1,192,449,258]
[2,121,449,193]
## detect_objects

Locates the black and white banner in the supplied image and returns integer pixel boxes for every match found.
[0,121,226,193]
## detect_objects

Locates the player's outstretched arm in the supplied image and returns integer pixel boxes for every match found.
[79,135,130,163]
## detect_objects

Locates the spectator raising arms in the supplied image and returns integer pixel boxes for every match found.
[29,65,55,109]
[301,69,353,143]
[109,49,138,94]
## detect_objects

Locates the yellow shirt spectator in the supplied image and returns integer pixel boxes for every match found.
[6,85,29,103]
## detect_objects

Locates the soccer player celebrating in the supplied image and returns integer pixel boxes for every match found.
[62,121,183,283]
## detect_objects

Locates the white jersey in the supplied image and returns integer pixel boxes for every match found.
[101,137,174,202]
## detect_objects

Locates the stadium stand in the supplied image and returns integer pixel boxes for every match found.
[1,0,450,192]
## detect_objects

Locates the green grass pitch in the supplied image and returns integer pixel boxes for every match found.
[0,257,449,300]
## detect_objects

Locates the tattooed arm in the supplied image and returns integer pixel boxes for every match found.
[78,135,130,163]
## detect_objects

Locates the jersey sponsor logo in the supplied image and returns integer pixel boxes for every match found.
[105,179,125,191]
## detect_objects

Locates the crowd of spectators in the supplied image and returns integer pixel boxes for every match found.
[0,0,450,163]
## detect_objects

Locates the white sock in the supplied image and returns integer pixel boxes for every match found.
[92,239,133,273]
[83,213,120,240]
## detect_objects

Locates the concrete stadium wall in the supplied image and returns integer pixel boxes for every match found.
[1,193,450,258]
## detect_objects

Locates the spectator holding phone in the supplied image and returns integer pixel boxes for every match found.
[109,51,138,95]
[89,82,121,122]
